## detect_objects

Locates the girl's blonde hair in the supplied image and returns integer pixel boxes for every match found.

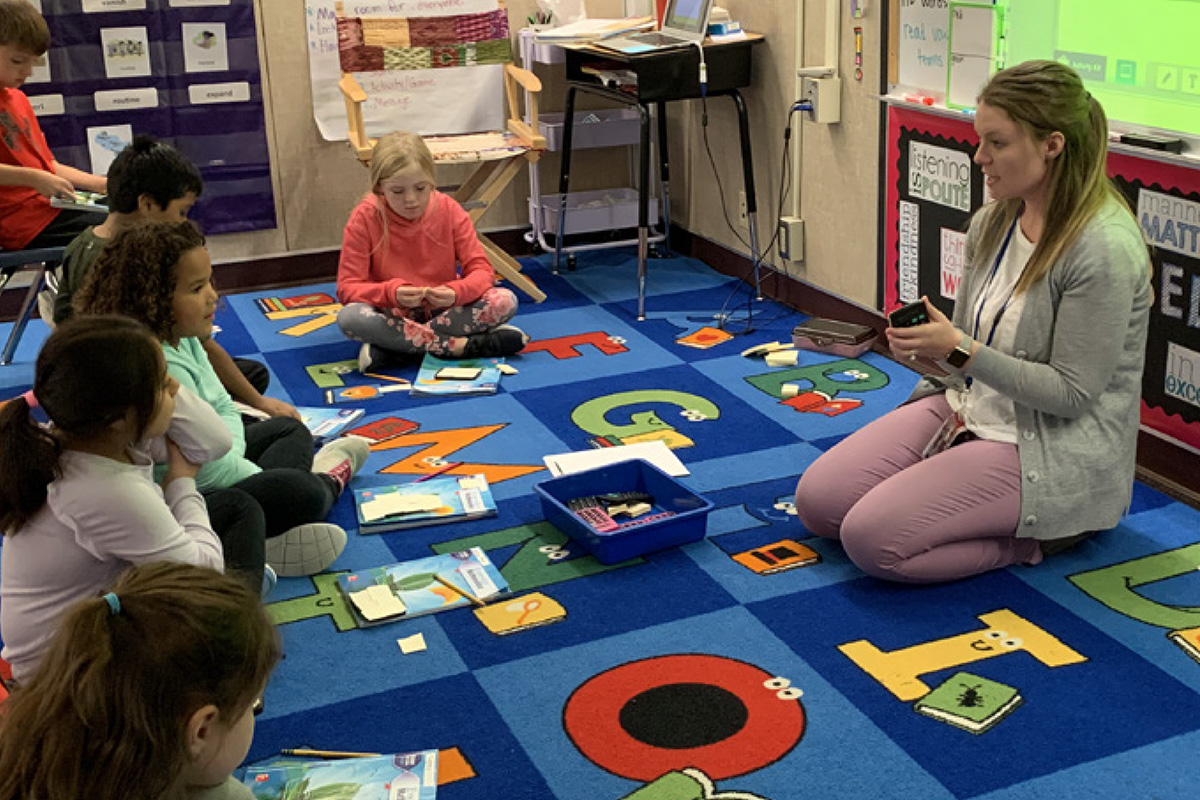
[0,562,280,800]
[369,130,435,192]
[972,60,1137,293]
[367,132,437,255]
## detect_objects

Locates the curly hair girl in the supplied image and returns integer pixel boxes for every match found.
[74,220,206,341]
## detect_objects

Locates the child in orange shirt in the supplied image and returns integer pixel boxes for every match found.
[0,0,107,251]
[336,131,528,370]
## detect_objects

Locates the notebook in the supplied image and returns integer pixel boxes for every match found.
[596,0,714,54]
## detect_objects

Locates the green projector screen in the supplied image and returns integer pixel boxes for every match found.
[1005,0,1200,138]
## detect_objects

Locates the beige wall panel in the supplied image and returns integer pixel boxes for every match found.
[213,0,883,312]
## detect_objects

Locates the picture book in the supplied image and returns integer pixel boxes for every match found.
[913,671,1022,734]
[241,750,437,800]
[337,547,509,626]
[342,415,419,444]
[301,407,366,445]
[354,474,497,534]
[410,354,502,397]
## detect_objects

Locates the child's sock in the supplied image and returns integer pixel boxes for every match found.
[312,437,371,496]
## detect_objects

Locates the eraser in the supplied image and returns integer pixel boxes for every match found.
[497,363,519,375]
[765,349,800,367]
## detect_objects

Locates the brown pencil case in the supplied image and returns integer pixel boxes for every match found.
[792,318,878,358]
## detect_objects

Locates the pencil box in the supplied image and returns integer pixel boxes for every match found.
[791,318,877,358]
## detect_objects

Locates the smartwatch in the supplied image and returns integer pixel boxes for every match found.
[946,333,973,369]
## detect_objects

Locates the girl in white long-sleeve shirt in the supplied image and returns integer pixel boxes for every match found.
[0,315,231,684]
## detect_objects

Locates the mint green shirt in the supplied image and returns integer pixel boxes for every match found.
[162,337,261,491]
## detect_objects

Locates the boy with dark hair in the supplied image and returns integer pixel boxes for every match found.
[56,135,299,420]
[0,0,107,251]
[53,136,203,323]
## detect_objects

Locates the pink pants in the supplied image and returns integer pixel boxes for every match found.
[794,393,1041,583]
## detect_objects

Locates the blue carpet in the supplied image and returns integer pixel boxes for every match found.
[3,247,1200,799]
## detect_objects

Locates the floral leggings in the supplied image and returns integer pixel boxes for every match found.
[337,287,518,357]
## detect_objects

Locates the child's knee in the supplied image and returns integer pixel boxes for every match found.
[337,303,371,335]
[485,287,518,320]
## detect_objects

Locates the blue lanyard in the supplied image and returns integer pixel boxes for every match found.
[971,217,1021,349]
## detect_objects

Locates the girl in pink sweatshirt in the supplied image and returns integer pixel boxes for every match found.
[336,131,528,371]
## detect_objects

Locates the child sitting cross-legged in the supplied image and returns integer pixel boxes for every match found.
[0,562,281,800]
[75,221,369,577]
[0,315,265,684]
[337,131,529,371]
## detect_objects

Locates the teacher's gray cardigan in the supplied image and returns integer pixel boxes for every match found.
[912,196,1152,541]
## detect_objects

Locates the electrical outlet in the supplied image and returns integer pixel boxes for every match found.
[737,191,748,229]
[778,216,805,262]
[802,77,842,124]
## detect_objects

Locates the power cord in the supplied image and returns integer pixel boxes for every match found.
[692,100,814,335]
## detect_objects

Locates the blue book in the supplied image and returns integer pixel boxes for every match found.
[241,750,437,799]
[297,406,365,445]
[336,547,509,626]
[410,354,502,396]
[354,474,497,534]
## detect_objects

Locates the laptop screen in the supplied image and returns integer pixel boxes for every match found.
[663,0,710,35]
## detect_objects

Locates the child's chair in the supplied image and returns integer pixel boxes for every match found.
[0,246,63,365]
[338,64,548,303]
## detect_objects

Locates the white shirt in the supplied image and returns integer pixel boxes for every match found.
[947,223,1035,443]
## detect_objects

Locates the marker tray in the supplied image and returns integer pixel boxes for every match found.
[534,458,712,564]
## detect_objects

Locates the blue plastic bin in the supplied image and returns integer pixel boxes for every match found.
[533,459,713,564]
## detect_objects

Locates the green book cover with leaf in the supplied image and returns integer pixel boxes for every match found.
[913,671,1022,734]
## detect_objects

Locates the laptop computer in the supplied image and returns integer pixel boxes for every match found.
[596,0,714,54]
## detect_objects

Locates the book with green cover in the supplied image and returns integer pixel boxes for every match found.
[913,671,1022,734]
[241,750,437,799]
[336,547,509,627]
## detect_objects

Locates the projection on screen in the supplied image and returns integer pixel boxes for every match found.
[1005,0,1200,138]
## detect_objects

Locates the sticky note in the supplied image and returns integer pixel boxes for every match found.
[397,633,427,654]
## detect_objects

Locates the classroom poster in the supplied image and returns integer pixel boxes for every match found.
[1109,153,1200,451]
[880,103,1200,452]
[304,0,509,141]
[24,0,275,235]
[882,105,985,316]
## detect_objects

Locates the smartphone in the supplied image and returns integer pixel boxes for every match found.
[435,366,482,381]
[888,300,930,328]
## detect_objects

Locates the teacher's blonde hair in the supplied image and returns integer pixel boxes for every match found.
[972,60,1138,293]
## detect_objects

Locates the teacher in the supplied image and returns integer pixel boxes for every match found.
[794,60,1152,583]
